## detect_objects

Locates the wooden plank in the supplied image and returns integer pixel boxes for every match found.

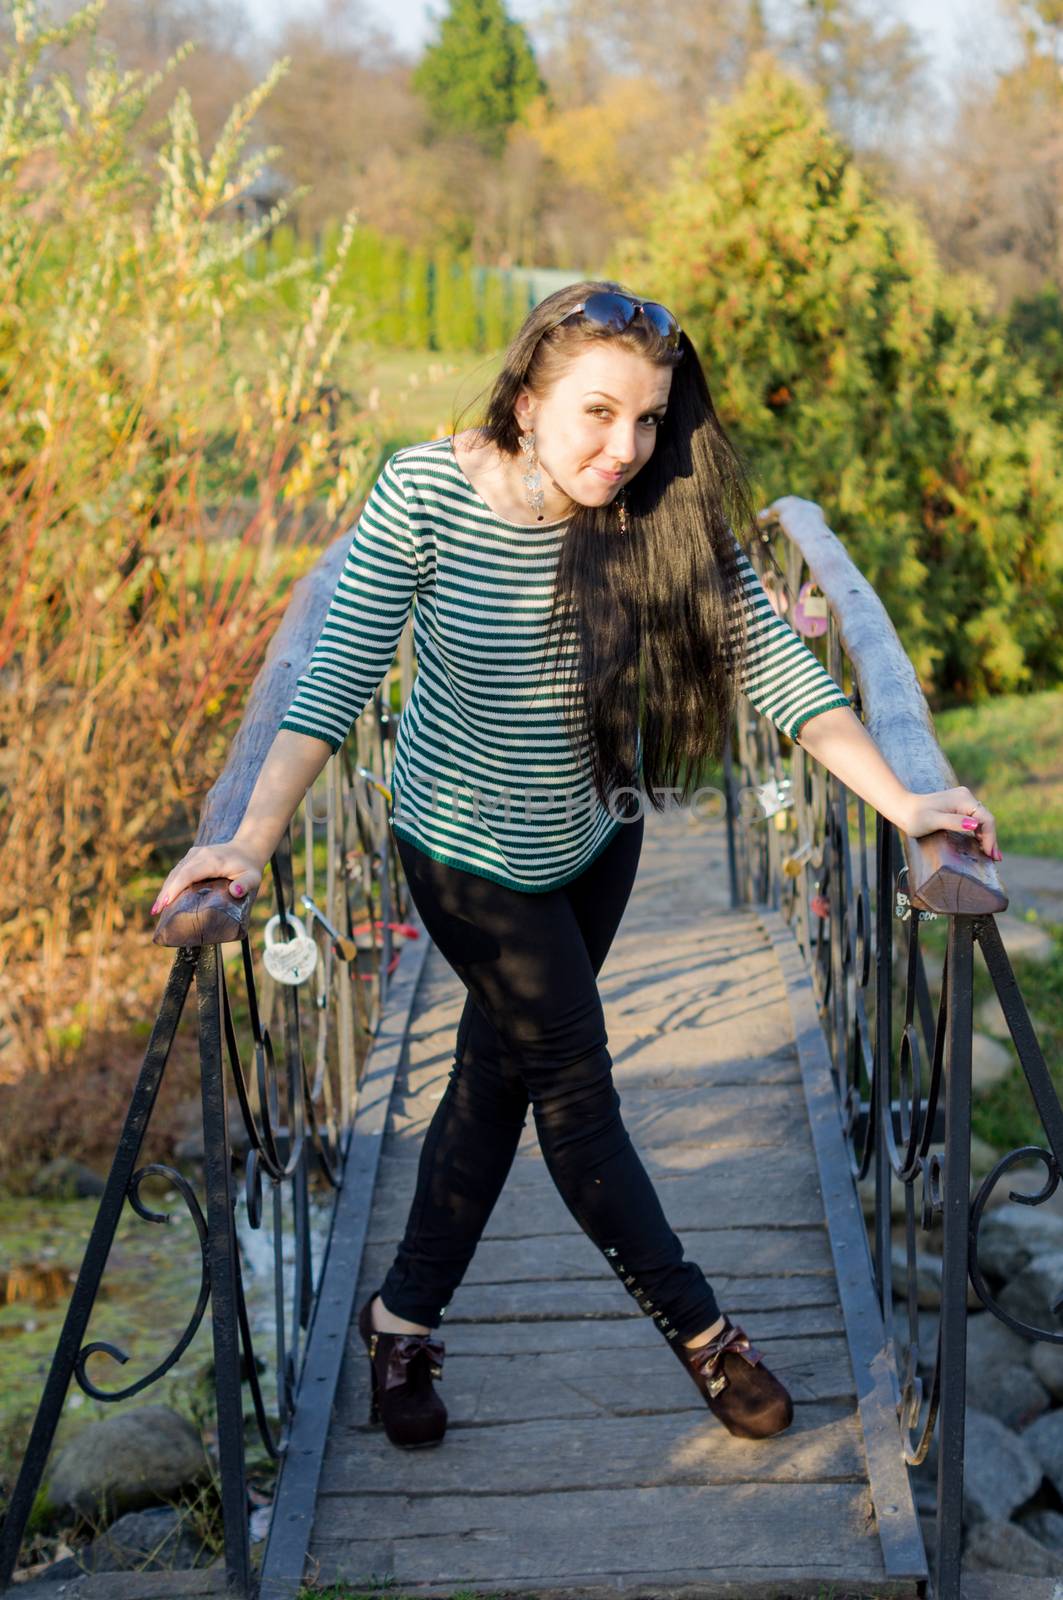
[330,1332,858,1424]
[398,1033,804,1089]
[333,1306,847,1356]
[300,813,907,1599]
[319,1402,867,1493]
[388,1080,811,1152]
[258,907,433,1600]
[389,1276,840,1324]
[309,1482,888,1587]
[359,1223,834,1287]
[366,1149,825,1239]
[759,908,929,1585]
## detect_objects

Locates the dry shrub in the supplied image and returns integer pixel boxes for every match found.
[0,1,379,1076]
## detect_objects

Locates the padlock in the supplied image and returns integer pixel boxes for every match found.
[753,776,793,819]
[782,840,814,878]
[262,913,319,986]
[794,580,829,637]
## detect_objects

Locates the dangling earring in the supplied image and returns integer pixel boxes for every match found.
[617,485,628,535]
[518,428,545,522]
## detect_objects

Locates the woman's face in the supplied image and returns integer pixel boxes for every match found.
[515,342,673,511]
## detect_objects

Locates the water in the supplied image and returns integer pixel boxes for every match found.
[0,1178,336,1483]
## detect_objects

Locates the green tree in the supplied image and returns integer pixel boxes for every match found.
[620,56,1063,702]
[413,0,546,154]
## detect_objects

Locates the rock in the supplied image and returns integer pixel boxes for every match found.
[978,1205,1063,1281]
[964,1311,1048,1427]
[970,1134,1003,1180]
[1023,1410,1063,1499]
[891,1244,942,1308]
[173,1095,250,1163]
[921,1408,1042,1525]
[971,1033,1014,1091]
[35,1507,210,1577]
[964,1518,1063,1576]
[1032,1339,1063,1401]
[976,996,1012,1040]
[995,913,1057,964]
[977,1361,1051,1430]
[920,950,944,987]
[29,1159,105,1200]
[1022,1510,1063,1555]
[891,1243,982,1309]
[46,1406,208,1521]
[891,1303,941,1375]
[998,1251,1063,1332]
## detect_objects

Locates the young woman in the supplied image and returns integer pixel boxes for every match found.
[153,281,1001,1450]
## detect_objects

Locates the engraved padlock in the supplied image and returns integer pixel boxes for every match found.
[262,913,318,986]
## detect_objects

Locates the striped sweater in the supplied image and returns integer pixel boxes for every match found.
[279,436,851,892]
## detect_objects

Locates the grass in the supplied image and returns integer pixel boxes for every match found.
[969,920,1063,1155]
[933,687,1063,857]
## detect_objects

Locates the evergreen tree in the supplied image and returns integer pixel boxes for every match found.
[413,0,546,154]
[621,56,1063,702]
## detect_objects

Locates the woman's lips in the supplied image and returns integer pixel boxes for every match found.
[591,467,624,482]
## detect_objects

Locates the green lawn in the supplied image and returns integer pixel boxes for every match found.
[932,687,1063,858]
[332,343,507,449]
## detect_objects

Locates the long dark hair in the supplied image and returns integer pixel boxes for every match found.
[466,277,755,814]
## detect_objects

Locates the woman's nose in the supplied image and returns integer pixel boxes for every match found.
[606,422,638,464]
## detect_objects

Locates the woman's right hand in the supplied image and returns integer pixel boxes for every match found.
[151,843,265,917]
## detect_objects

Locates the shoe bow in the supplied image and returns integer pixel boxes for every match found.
[686,1321,763,1396]
[384,1334,446,1391]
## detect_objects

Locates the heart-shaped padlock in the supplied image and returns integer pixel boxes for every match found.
[262,913,319,986]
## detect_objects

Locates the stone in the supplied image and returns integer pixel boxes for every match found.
[978,1205,1063,1281]
[975,1361,1051,1430]
[891,1302,940,1375]
[1032,1338,1063,1401]
[891,1243,943,1308]
[964,1311,1048,1427]
[971,1033,1014,1091]
[994,913,1056,964]
[1022,1410,1063,1500]
[891,1243,982,1309]
[46,1406,209,1521]
[29,1158,105,1200]
[964,1518,1063,1577]
[920,1408,1042,1526]
[998,1251,1063,1332]
[976,996,1012,1040]
[1022,1510,1063,1556]
[36,1507,211,1577]
[172,1096,250,1162]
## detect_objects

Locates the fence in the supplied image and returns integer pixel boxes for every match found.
[1,494,1058,1599]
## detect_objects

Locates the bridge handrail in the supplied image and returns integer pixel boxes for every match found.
[760,496,1006,917]
[730,495,1060,1600]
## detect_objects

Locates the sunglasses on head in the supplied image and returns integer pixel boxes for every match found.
[549,290,682,351]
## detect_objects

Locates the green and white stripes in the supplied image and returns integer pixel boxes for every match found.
[279,437,850,892]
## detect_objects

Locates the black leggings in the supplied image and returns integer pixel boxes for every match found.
[379,817,722,1343]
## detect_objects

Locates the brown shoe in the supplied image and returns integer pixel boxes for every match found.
[356,1291,447,1449]
[672,1315,794,1439]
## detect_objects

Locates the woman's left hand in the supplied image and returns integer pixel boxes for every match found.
[901,786,1001,862]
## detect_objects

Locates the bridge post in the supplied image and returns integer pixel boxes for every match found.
[196,945,253,1595]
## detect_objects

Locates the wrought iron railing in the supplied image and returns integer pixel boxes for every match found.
[0,525,419,1596]
[724,494,1060,1600]
[4,486,1056,1600]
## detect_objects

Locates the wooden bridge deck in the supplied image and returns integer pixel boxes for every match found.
[295,810,926,1599]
